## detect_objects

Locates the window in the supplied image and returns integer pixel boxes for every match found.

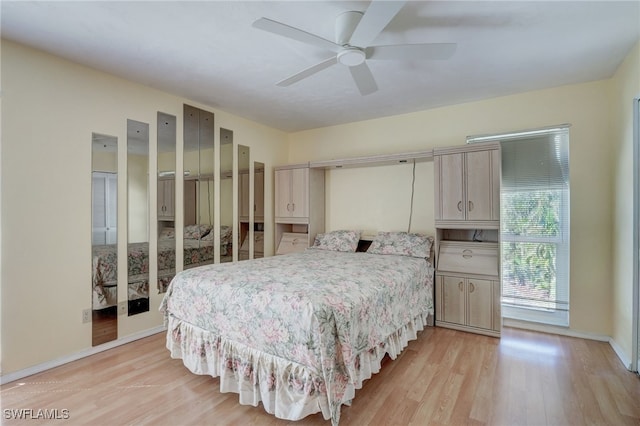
[469,126,570,326]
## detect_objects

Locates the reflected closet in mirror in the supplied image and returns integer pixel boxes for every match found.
[157,112,176,294]
[183,105,216,269]
[127,119,150,316]
[220,129,234,263]
[238,145,250,260]
[254,161,265,259]
[91,133,118,346]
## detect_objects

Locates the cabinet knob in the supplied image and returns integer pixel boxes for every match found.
[286,203,291,211]
[462,249,473,259]
[468,200,474,211]
[469,282,475,293]
[457,201,463,212]
[458,281,464,291]
[291,203,295,211]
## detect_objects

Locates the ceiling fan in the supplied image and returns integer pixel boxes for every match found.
[252,0,457,96]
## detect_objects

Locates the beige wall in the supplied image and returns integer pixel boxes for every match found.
[610,41,640,366]
[0,40,288,375]
[289,79,615,337]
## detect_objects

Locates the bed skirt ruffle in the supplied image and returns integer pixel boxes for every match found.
[165,311,430,425]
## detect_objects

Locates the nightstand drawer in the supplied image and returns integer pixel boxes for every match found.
[276,232,308,255]
[437,241,499,276]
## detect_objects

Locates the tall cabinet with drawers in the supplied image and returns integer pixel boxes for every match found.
[433,142,502,337]
[274,164,325,255]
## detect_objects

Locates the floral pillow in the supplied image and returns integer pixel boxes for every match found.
[184,224,212,239]
[367,231,433,258]
[312,230,360,252]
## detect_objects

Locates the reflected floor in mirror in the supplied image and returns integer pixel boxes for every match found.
[91,307,117,346]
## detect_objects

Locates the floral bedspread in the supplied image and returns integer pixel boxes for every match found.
[161,249,434,425]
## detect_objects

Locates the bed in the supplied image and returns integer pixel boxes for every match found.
[92,224,233,310]
[160,230,434,425]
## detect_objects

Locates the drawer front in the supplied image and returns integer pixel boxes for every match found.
[437,241,498,276]
[276,233,308,255]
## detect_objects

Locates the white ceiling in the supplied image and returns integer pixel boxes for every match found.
[2,1,639,132]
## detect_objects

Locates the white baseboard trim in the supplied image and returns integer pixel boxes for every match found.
[504,318,636,371]
[608,337,633,370]
[0,326,166,385]
[504,318,610,341]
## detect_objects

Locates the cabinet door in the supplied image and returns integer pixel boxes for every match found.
[438,153,465,221]
[290,167,309,218]
[254,171,264,219]
[158,179,175,218]
[239,173,250,219]
[467,278,494,330]
[184,180,197,226]
[465,150,498,221]
[441,275,466,325]
[275,169,291,218]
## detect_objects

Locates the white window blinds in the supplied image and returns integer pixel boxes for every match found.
[469,126,570,326]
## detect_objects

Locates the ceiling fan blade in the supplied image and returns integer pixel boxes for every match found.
[348,0,407,48]
[349,62,378,96]
[276,56,339,87]
[367,43,457,61]
[253,18,340,52]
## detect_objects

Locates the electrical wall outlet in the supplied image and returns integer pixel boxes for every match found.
[118,301,127,316]
[82,309,91,324]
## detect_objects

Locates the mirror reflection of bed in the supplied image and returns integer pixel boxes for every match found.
[126,119,150,316]
[91,105,266,347]
[238,147,265,261]
[220,128,234,263]
[91,133,118,346]
[157,112,177,294]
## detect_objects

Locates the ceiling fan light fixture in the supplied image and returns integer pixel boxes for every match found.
[337,48,366,67]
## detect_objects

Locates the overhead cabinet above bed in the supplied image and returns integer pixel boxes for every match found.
[434,143,500,228]
[274,164,324,254]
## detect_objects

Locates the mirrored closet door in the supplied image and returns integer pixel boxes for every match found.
[183,105,216,269]
[238,154,265,260]
[91,133,118,346]
[127,119,150,316]
[220,129,235,262]
[157,112,176,294]
[254,161,265,259]
[238,145,250,260]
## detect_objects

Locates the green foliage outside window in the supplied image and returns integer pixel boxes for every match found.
[502,190,562,295]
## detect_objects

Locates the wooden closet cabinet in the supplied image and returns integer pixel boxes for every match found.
[434,144,500,227]
[274,164,324,254]
[436,273,501,336]
[275,167,309,222]
[434,141,502,337]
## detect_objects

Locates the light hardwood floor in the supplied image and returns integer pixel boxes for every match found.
[2,326,639,425]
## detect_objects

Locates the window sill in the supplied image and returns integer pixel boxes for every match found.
[502,304,569,327]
